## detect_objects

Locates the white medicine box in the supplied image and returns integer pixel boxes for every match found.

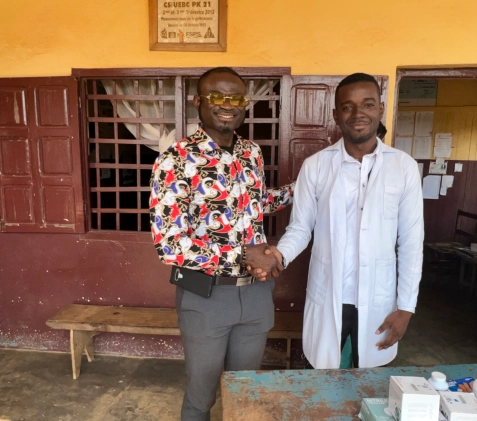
[388,376,440,421]
[439,391,477,421]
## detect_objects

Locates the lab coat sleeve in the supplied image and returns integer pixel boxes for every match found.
[396,158,424,313]
[277,155,319,265]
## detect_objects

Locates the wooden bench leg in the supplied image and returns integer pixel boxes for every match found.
[70,330,95,380]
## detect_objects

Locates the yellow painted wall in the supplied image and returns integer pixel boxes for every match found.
[432,108,477,160]
[437,80,477,107]
[2,0,477,131]
[399,81,477,160]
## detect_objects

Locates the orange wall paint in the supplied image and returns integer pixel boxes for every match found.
[2,0,477,129]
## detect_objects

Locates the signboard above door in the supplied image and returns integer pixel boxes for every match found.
[149,0,227,51]
[398,79,437,106]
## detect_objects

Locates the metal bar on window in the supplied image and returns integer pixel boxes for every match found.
[137,140,141,230]
[86,94,176,101]
[90,163,152,170]
[91,187,150,192]
[92,81,101,229]
[270,81,277,142]
[175,76,184,141]
[158,79,165,141]
[91,208,149,214]
[88,138,160,145]
[248,80,254,141]
[88,117,176,124]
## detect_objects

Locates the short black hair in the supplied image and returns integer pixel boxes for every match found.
[377,121,387,139]
[197,67,246,95]
[335,73,381,105]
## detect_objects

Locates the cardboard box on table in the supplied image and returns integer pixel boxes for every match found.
[388,376,440,421]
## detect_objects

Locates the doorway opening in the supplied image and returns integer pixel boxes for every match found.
[392,67,477,365]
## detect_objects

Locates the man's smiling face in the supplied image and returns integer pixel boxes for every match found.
[194,72,246,145]
[333,81,384,144]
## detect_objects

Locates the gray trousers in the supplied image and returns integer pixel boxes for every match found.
[176,279,275,421]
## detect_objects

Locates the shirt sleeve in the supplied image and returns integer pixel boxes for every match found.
[261,182,295,214]
[396,157,425,313]
[150,150,243,275]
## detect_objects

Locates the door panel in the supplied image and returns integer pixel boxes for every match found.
[293,84,329,127]
[0,88,28,126]
[0,77,84,233]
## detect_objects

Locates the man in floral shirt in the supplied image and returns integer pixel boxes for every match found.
[150,67,293,421]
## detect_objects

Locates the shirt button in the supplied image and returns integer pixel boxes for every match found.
[362,183,366,187]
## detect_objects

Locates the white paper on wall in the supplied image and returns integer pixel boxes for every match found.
[434,133,453,158]
[412,136,432,159]
[440,175,454,196]
[429,162,448,175]
[423,175,441,199]
[418,163,424,179]
[396,112,415,136]
[415,111,434,136]
[394,137,413,156]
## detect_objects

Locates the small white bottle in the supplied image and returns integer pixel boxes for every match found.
[428,371,449,391]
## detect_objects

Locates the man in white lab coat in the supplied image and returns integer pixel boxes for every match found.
[258,73,424,368]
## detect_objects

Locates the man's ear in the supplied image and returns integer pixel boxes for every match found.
[379,102,384,118]
[193,95,200,110]
[332,108,338,124]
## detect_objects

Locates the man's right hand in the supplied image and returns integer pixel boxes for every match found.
[246,245,283,281]
[245,244,282,281]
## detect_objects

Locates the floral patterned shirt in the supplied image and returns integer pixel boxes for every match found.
[150,128,294,276]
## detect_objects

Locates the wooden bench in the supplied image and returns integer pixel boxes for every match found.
[46,304,303,379]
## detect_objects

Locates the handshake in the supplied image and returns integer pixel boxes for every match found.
[244,244,285,282]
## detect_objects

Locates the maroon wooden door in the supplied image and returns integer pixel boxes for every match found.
[0,77,84,233]
[274,75,388,310]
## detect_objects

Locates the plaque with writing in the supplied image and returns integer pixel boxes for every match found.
[149,0,227,51]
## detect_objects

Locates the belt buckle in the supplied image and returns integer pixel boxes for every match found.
[236,276,254,286]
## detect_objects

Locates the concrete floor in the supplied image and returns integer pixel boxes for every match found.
[1,278,476,421]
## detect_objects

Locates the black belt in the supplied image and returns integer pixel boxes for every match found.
[213,275,255,286]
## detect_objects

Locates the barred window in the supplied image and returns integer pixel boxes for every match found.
[82,72,282,237]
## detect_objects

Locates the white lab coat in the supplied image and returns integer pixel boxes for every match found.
[278,139,424,368]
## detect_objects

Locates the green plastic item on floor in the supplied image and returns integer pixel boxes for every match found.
[340,335,353,369]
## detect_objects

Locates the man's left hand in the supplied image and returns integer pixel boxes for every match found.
[375,310,413,350]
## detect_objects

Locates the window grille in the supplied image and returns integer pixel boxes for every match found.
[83,74,282,237]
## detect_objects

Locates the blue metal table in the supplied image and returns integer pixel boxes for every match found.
[221,364,477,421]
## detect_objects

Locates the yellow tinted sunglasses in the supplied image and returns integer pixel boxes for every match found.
[200,93,248,107]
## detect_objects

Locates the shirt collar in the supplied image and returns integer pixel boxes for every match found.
[193,126,246,153]
[341,138,381,163]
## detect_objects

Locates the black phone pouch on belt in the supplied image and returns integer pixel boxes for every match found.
[170,266,214,298]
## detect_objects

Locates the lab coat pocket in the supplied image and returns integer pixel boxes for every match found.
[307,255,331,306]
[373,257,396,306]
[383,185,401,220]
